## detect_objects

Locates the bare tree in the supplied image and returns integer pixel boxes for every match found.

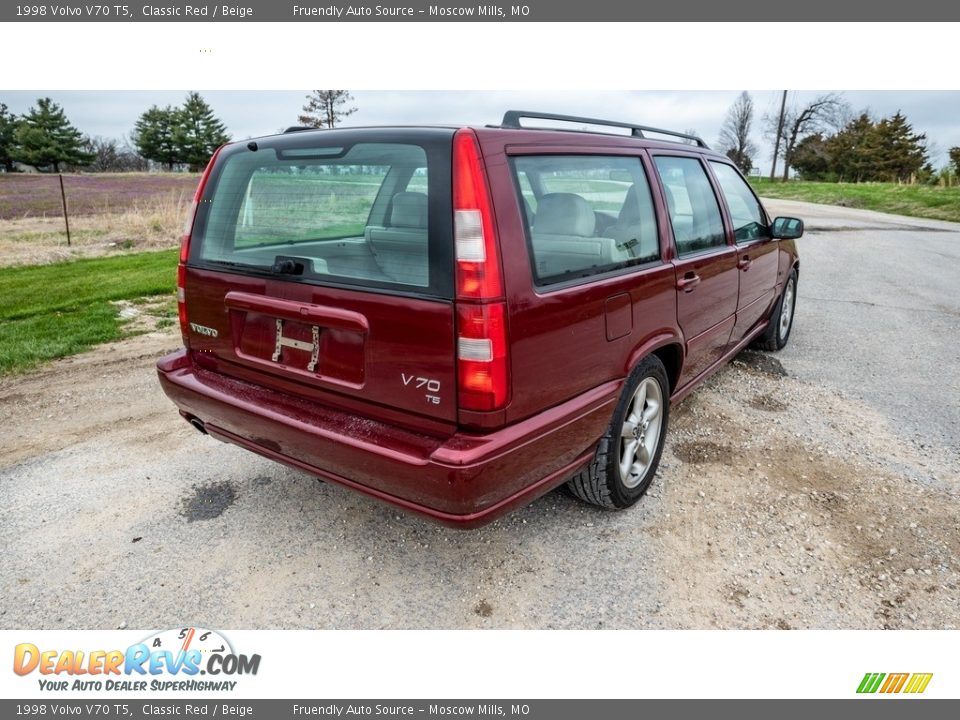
[717,91,757,174]
[298,90,357,129]
[84,136,148,172]
[765,93,849,181]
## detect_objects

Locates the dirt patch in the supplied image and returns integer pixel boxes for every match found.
[474,600,494,618]
[725,583,751,609]
[0,329,181,467]
[734,351,788,377]
[651,357,960,629]
[748,394,788,412]
[113,296,178,335]
[672,441,734,465]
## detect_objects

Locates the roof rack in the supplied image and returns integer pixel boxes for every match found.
[499,110,709,148]
[283,125,317,133]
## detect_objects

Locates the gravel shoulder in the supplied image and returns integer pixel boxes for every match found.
[1,201,958,630]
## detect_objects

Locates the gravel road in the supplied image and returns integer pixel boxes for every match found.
[1,199,958,630]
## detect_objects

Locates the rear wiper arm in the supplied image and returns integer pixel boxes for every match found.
[206,259,257,270]
[270,255,308,275]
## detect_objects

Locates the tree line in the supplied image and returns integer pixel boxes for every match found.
[2,90,955,184]
[0,90,357,174]
[791,112,931,182]
[0,92,229,173]
[716,91,958,184]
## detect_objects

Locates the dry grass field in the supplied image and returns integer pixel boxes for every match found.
[0,172,198,266]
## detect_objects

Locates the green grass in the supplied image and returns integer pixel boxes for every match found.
[232,172,385,246]
[751,179,960,223]
[0,249,177,374]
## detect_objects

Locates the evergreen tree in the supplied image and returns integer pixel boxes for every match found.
[133,105,180,170]
[298,90,357,128]
[826,113,879,182]
[12,97,93,172]
[173,92,230,171]
[790,111,930,183]
[872,112,927,182]
[950,147,960,176]
[790,134,831,180]
[0,102,18,171]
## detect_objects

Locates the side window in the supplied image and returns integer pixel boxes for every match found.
[653,156,726,257]
[709,161,769,242]
[511,155,659,285]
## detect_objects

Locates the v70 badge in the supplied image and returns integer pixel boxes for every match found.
[272,319,320,372]
[402,373,442,405]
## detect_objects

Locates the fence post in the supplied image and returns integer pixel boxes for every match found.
[58,173,71,247]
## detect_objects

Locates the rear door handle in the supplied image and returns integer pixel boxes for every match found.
[224,291,369,333]
[737,257,752,271]
[677,273,701,292]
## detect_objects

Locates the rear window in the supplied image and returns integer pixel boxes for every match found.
[511,155,659,285]
[192,141,440,292]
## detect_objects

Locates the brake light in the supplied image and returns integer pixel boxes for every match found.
[457,302,508,411]
[177,145,224,347]
[453,129,503,300]
[452,129,508,412]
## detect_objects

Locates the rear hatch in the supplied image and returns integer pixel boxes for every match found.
[181,128,459,427]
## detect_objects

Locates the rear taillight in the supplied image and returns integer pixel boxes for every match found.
[178,145,224,347]
[453,130,503,300]
[453,129,508,412]
[457,302,507,411]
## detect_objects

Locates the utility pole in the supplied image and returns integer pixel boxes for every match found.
[770,90,788,182]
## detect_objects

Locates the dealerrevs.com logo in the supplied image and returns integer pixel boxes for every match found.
[13,627,261,692]
[857,672,933,694]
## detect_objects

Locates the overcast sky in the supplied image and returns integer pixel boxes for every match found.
[3,90,959,173]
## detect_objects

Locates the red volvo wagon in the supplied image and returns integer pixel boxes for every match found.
[157,111,802,527]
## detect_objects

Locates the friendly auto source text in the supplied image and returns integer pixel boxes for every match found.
[294,705,529,716]
[292,5,530,17]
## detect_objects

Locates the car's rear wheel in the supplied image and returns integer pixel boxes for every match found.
[757,268,798,351]
[566,354,669,509]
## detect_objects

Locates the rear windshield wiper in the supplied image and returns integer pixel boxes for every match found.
[270,255,309,275]
[203,256,312,276]
[205,259,258,271]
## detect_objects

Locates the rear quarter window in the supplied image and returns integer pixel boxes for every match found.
[510,155,659,285]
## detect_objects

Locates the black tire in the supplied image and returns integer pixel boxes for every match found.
[566,354,670,509]
[757,268,798,351]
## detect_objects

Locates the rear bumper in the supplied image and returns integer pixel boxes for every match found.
[157,349,618,528]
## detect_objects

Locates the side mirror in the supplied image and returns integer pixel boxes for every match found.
[772,216,804,240]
